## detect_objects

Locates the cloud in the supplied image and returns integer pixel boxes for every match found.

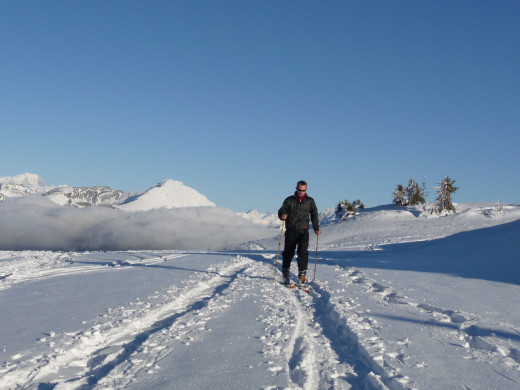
[0,195,275,251]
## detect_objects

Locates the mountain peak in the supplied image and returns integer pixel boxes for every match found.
[0,173,49,191]
[0,174,217,211]
[0,173,52,199]
[118,179,215,211]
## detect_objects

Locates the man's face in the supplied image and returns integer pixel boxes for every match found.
[296,184,307,196]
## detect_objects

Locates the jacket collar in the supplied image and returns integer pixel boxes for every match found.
[294,191,307,203]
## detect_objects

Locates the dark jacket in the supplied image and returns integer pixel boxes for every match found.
[278,193,320,233]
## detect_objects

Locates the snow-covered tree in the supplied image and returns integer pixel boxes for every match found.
[406,178,426,205]
[354,199,365,209]
[432,176,458,213]
[393,178,426,206]
[335,202,344,219]
[336,199,361,220]
[392,184,406,206]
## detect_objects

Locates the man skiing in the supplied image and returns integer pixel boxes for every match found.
[278,180,321,287]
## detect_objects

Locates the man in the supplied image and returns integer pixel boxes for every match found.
[278,180,321,286]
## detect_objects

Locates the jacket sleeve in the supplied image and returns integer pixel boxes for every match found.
[310,199,320,231]
[278,197,289,220]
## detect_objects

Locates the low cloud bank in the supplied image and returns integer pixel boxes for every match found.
[0,196,275,251]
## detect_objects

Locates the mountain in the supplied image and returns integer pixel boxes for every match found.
[237,209,282,228]
[1,174,216,211]
[44,186,131,208]
[0,173,52,200]
[117,179,216,211]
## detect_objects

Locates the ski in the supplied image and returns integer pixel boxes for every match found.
[281,281,310,293]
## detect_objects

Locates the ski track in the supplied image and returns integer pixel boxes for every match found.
[2,251,519,389]
[0,252,414,390]
[331,266,520,387]
[258,255,399,390]
[0,255,250,389]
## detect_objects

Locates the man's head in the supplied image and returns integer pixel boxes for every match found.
[296,180,307,196]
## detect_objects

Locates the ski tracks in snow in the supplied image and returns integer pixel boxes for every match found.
[333,266,520,388]
[3,251,518,389]
[256,257,395,390]
[258,277,352,390]
[0,252,412,390]
[0,255,254,389]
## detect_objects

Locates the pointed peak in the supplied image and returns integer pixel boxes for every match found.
[118,179,215,211]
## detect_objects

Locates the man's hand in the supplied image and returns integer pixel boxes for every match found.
[281,213,287,220]
[315,229,321,236]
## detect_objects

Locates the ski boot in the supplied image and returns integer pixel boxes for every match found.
[298,270,310,292]
[297,270,307,287]
[282,268,291,286]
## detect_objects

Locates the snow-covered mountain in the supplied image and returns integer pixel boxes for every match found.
[0,173,52,200]
[0,174,216,211]
[117,179,216,211]
[237,209,282,227]
[44,186,130,208]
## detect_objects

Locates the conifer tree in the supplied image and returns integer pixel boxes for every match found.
[407,178,426,205]
[393,178,427,206]
[354,199,365,209]
[392,184,406,206]
[336,199,361,220]
[433,176,458,213]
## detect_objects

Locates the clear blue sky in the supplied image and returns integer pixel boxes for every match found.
[2,1,519,212]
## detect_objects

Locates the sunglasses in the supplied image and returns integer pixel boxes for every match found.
[296,188,307,192]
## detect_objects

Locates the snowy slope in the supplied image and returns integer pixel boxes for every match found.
[0,203,519,389]
[117,179,216,211]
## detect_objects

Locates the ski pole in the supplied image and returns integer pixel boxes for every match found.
[313,233,319,282]
[273,220,285,282]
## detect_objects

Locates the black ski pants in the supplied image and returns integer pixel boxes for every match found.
[282,229,309,272]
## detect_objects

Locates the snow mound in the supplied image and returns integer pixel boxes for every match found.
[118,179,216,211]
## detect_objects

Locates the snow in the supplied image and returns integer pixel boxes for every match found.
[117,179,216,211]
[0,173,50,193]
[0,173,52,199]
[1,202,520,389]
[0,174,216,211]
[237,209,283,228]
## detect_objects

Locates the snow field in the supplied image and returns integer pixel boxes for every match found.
[0,252,419,389]
[0,255,253,389]
[1,201,520,390]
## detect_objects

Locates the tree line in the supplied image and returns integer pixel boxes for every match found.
[336,176,458,220]
[393,176,458,213]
